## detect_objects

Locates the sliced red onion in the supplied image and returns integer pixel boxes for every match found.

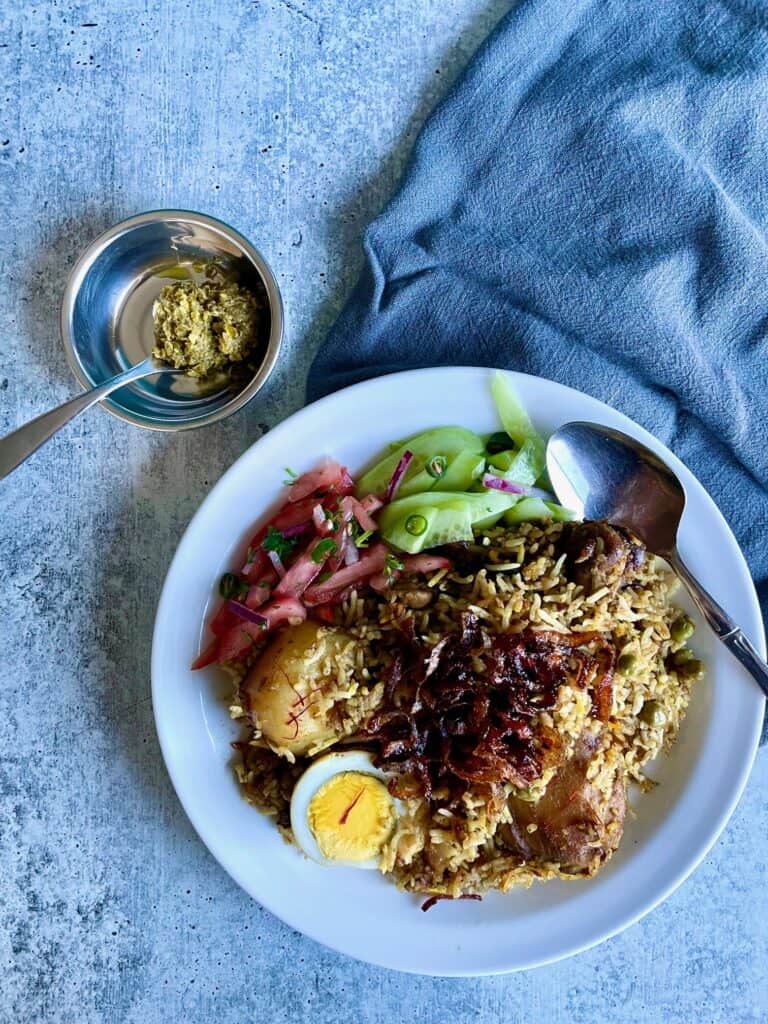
[481,473,556,502]
[386,450,414,502]
[482,473,526,494]
[281,521,311,538]
[266,550,286,578]
[343,534,360,566]
[312,503,334,536]
[335,524,359,567]
[227,600,268,627]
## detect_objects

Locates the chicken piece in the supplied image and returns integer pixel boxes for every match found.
[500,731,626,873]
[559,521,645,595]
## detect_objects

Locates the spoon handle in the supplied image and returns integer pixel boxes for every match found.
[0,359,160,482]
[672,553,768,701]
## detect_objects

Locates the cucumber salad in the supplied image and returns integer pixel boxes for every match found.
[365,371,572,555]
[192,371,573,670]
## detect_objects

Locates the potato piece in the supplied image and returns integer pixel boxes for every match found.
[241,621,353,756]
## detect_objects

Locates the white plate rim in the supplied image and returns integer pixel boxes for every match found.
[151,366,765,976]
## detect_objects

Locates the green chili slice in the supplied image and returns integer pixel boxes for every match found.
[405,514,428,536]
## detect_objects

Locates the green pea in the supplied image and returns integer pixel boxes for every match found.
[670,615,695,644]
[617,652,637,675]
[639,699,667,727]
[671,648,695,666]
[676,658,705,682]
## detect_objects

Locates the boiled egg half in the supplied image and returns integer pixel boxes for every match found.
[290,750,400,870]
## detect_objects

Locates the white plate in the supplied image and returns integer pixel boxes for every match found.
[151,367,765,976]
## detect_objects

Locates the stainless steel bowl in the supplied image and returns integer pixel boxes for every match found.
[60,210,283,431]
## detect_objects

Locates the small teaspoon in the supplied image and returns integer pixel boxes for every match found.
[0,357,183,482]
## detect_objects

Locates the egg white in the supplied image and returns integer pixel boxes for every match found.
[290,750,399,870]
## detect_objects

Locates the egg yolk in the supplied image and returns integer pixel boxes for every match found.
[307,771,396,863]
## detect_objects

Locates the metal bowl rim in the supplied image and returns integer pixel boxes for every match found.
[59,209,284,432]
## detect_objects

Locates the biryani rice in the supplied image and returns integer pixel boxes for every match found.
[229,519,702,898]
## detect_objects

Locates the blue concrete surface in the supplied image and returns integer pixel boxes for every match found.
[0,2,766,1021]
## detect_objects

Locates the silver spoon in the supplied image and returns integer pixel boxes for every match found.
[0,357,184,482]
[546,421,768,699]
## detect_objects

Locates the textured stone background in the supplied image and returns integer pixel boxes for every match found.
[1,2,766,1021]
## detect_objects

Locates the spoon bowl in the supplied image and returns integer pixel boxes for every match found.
[547,422,685,558]
[546,421,768,700]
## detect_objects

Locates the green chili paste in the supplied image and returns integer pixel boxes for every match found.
[152,268,263,378]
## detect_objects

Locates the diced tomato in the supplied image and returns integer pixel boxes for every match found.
[274,538,331,599]
[191,638,220,670]
[210,603,240,637]
[304,543,388,605]
[216,619,266,663]
[217,614,270,663]
[271,496,318,531]
[312,606,336,624]
[359,493,383,515]
[245,578,273,609]
[337,467,355,496]
[340,495,378,533]
[288,460,351,502]
[260,596,307,628]
[402,555,452,574]
[242,547,269,580]
[244,525,268,556]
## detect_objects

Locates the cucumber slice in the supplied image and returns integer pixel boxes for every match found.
[382,502,474,553]
[438,449,486,490]
[356,427,485,498]
[379,489,518,537]
[488,438,543,487]
[503,497,575,524]
[491,373,546,478]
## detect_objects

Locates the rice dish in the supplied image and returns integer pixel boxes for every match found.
[226,518,702,902]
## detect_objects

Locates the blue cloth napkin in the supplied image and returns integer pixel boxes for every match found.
[307,0,768,731]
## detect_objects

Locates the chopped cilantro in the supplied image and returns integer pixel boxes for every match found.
[262,526,298,560]
[324,509,341,531]
[350,520,374,548]
[312,538,338,564]
[384,553,404,580]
